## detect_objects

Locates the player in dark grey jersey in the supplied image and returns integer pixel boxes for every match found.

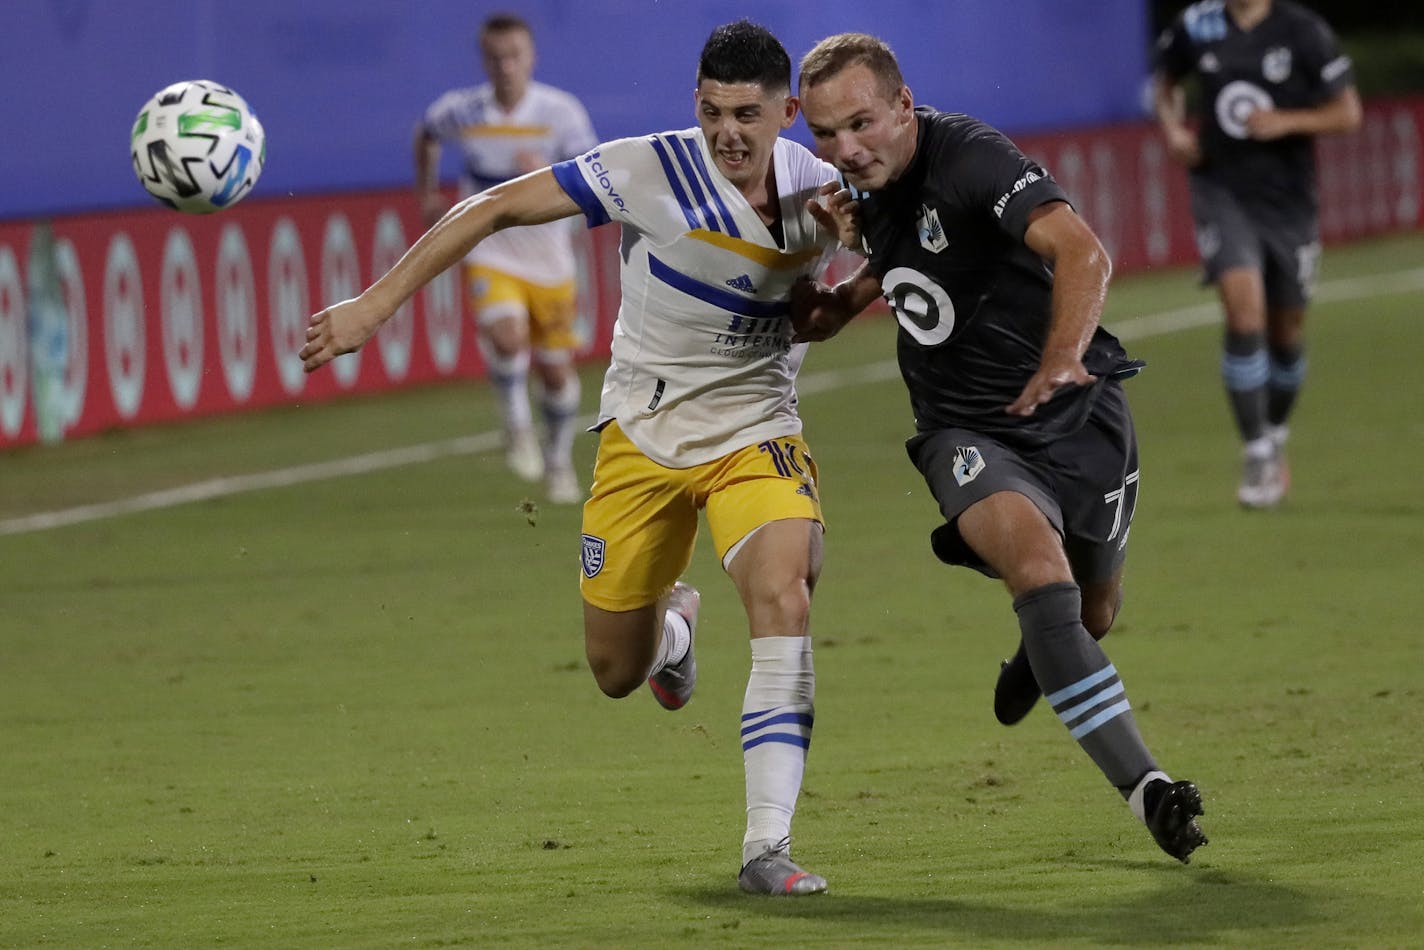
[1153,0,1360,507]
[794,32,1207,865]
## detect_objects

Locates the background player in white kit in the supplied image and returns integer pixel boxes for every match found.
[416,13,598,503]
[306,21,840,896]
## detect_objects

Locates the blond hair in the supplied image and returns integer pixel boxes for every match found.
[799,33,904,99]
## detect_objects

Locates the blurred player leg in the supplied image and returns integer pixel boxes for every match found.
[1217,268,1281,508]
[529,284,584,504]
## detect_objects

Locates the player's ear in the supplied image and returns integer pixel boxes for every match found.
[782,94,800,128]
[897,85,914,120]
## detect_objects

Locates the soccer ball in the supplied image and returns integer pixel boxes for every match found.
[130,79,265,214]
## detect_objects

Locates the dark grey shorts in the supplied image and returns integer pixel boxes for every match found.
[1188,174,1320,310]
[906,383,1139,585]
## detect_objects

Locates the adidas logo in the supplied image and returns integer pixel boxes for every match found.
[726,274,756,293]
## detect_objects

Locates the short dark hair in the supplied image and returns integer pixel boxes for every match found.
[799,32,904,100]
[480,12,532,40]
[697,20,791,92]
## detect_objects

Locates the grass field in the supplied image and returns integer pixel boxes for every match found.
[3,233,1423,948]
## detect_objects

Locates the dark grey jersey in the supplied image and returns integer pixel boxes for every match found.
[1154,0,1354,206]
[858,108,1133,449]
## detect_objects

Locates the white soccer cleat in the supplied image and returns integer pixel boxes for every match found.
[1237,439,1285,509]
[505,428,545,483]
[648,582,700,710]
[545,467,583,505]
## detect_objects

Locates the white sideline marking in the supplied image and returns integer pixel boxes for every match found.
[4,267,1422,537]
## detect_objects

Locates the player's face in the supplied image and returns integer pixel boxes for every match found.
[481,28,535,105]
[694,80,798,191]
[801,64,916,191]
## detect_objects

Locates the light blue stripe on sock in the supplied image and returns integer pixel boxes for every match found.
[1069,699,1132,739]
[1057,681,1126,725]
[1222,351,1269,390]
[1269,355,1307,387]
[1045,664,1118,707]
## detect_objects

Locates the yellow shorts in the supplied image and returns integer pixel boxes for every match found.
[466,265,578,351]
[579,422,824,612]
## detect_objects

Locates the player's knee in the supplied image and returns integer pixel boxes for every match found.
[585,650,643,699]
[1081,586,1123,640]
[751,582,812,637]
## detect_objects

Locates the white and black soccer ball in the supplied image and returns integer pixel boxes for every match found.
[130,79,265,214]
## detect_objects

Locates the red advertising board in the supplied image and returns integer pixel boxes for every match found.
[2,98,1422,450]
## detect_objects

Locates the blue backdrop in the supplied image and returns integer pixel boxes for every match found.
[1,0,1152,219]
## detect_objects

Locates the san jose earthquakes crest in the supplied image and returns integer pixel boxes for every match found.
[581,534,606,578]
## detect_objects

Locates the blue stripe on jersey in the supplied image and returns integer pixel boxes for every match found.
[647,254,789,318]
[551,159,610,227]
[648,136,701,231]
[665,137,723,234]
[681,138,741,238]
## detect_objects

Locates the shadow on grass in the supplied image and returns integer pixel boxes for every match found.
[680,866,1323,944]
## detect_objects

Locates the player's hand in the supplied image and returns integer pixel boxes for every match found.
[805,181,862,249]
[1163,125,1202,167]
[1006,356,1097,417]
[790,277,854,343]
[300,297,387,373]
[1245,107,1291,141]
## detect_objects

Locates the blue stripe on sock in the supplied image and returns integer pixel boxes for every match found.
[1069,699,1133,739]
[1221,351,1269,390]
[739,711,814,737]
[1269,355,1307,387]
[1056,681,1126,725]
[1044,664,1118,708]
[742,732,811,752]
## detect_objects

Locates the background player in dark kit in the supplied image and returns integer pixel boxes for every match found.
[794,32,1208,864]
[1153,0,1360,508]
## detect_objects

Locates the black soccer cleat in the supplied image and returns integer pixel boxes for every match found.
[993,644,1041,725]
[1143,778,1209,864]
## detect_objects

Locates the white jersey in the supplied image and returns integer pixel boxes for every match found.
[552,131,839,467]
[422,81,597,284]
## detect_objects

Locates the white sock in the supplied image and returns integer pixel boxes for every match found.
[647,609,690,677]
[538,371,581,471]
[741,636,815,864]
[478,336,532,433]
[1128,769,1172,824]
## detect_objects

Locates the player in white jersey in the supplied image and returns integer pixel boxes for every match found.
[303,21,841,896]
[416,13,598,503]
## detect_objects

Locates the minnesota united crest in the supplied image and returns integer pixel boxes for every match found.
[917,204,948,253]
[581,534,607,578]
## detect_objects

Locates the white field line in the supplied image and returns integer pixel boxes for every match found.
[4,266,1422,537]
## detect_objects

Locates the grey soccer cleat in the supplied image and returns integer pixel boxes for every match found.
[648,582,700,710]
[738,839,828,896]
[1142,778,1209,864]
[994,643,1041,725]
[1238,444,1285,509]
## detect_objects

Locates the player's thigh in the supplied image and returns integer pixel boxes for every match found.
[1051,384,1140,587]
[524,279,580,353]
[908,428,1063,580]
[723,517,824,638]
[702,433,824,570]
[579,423,699,612]
[468,265,532,341]
[1259,215,1320,312]
[1189,176,1262,282]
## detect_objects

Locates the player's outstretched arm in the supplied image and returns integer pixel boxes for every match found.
[300,169,581,372]
[1008,201,1109,417]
